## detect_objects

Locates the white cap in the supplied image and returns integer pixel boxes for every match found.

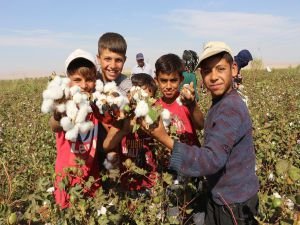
[65,49,96,75]
[196,41,233,68]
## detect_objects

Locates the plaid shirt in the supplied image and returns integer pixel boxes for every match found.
[170,89,259,205]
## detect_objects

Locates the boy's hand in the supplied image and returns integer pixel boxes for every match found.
[180,82,196,106]
[140,117,174,151]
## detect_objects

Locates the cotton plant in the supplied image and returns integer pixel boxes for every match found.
[41,75,94,141]
[123,86,164,132]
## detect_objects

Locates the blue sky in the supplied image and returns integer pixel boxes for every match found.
[1,0,300,79]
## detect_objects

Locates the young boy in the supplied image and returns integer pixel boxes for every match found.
[155,53,204,146]
[154,53,205,224]
[147,42,260,225]
[96,32,132,96]
[50,49,101,208]
[96,32,133,167]
[103,73,158,195]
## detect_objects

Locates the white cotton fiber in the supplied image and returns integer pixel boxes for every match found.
[78,121,94,133]
[66,100,78,121]
[104,81,117,93]
[64,86,70,99]
[60,116,74,131]
[56,103,66,113]
[65,125,79,141]
[75,105,89,123]
[73,92,84,104]
[103,159,114,170]
[69,86,81,96]
[134,100,149,117]
[96,79,104,92]
[44,86,64,100]
[41,99,54,113]
[106,95,114,105]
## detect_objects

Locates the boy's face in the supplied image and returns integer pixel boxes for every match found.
[200,56,237,98]
[69,73,96,94]
[97,48,126,82]
[155,72,183,103]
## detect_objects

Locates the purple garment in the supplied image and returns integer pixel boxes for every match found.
[170,89,259,205]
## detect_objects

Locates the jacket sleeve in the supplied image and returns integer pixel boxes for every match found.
[169,101,244,177]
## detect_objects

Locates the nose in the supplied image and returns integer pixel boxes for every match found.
[166,81,172,89]
[210,69,218,81]
[80,81,87,90]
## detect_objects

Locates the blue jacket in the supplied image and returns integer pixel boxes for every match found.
[169,90,259,205]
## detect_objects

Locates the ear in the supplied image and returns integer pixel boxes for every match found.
[231,62,238,77]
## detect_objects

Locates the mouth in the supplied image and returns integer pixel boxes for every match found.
[209,84,222,91]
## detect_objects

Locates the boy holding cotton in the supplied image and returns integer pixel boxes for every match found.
[145,42,260,225]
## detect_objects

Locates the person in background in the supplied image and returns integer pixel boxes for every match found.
[180,50,200,101]
[50,49,101,208]
[131,53,154,78]
[233,49,253,90]
[145,42,260,225]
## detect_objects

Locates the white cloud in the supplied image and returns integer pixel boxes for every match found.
[161,9,300,65]
[0,29,95,48]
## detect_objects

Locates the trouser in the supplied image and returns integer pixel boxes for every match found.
[205,194,259,225]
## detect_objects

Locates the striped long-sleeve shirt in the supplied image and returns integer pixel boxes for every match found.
[169,89,259,205]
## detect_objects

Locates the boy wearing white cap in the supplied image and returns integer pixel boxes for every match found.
[144,42,259,225]
[50,49,101,208]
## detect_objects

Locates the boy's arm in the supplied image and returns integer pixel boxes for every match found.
[49,111,63,132]
[103,119,131,152]
[146,118,174,151]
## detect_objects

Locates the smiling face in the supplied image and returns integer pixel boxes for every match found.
[200,54,237,99]
[156,72,183,103]
[97,48,126,82]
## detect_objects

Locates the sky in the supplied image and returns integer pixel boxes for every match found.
[1,0,300,79]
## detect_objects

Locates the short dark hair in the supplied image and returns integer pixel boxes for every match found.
[98,32,127,56]
[155,53,185,77]
[131,73,157,96]
[199,51,233,69]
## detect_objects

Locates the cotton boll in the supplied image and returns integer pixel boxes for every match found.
[73,92,83,104]
[43,86,64,100]
[66,100,78,121]
[61,77,70,86]
[95,79,104,92]
[134,100,149,117]
[106,95,115,106]
[104,81,117,93]
[161,109,171,127]
[56,103,66,113]
[60,116,74,131]
[145,114,154,125]
[140,89,149,98]
[117,96,129,110]
[65,125,79,141]
[75,105,89,123]
[47,76,62,88]
[78,121,94,133]
[41,99,54,113]
[133,92,140,101]
[130,86,140,92]
[64,86,70,99]
[69,86,81,96]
